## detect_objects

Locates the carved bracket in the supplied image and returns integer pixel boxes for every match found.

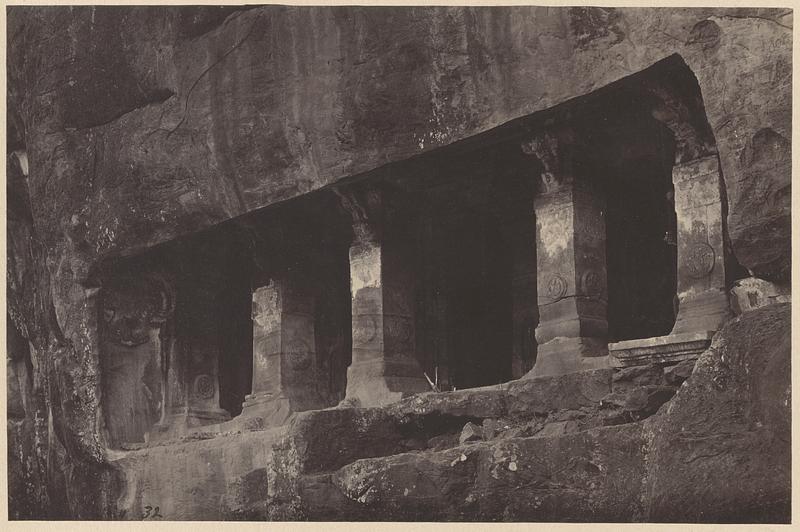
[645,83,717,164]
[101,273,176,347]
[333,184,386,244]
[520,127,577,194]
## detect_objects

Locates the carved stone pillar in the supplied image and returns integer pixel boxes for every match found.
[240,274,322,426]
[152,276,229,440]
[337,186,429,406]
[671,155,730,334]
[522,130,610,377]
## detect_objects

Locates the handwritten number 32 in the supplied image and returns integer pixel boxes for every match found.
[143,505,163,519]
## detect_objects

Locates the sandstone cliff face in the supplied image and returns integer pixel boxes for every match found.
[6,6,791,520]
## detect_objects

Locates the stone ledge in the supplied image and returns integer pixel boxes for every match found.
[609,331,714,367]
[278,423,647,521]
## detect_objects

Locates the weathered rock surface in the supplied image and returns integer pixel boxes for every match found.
[458,422,483,444]
[112,427,285,520]
[612,364,666,390]
[301,424,648,522]
[643,302,791,522]
[265,304,789,522]
[6,6,791,521]
[270,414,648,521]
[663,358,696,385]
[9,7,790,270]
[9,297,788,521]
[730,276,791,315]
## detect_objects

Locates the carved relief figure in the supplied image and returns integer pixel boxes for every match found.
[100,274,175,446]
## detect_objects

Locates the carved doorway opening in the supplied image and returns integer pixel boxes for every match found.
[236,190,353,417]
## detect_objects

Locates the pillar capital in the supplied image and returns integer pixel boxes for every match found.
[520,127,578,193]
[643,79,717,164]
[334,184,386,244]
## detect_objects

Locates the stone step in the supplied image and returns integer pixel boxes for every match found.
[270,422,648,521]
[271,368,616,477]
[109,361,691,520]
[270,363,690,478]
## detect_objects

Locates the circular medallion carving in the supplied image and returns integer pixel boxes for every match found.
[686,242,716,279]
[384,315,414,355]
[352,315,378,345]
[581,270,602,296]
[545,274,568,301]
[193,374,215,400]
[286,338,313,371]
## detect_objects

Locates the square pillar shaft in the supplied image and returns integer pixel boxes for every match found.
[671,155,730,334]
[529,181,610,377]
[344,228,429,406]
[242,277,322,426]
[186,325,227,414]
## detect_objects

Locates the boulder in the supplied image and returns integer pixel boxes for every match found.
[663,359,696,386]
[623,386,677,417]
[291,424,647,521]
[267,304,791,522]
[612,364,665,392]
[730,277,791,315]
[644,303,791,522]
[458,422,484,444]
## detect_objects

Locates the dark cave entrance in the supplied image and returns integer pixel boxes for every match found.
[445,213,512,389]
[97,227,257,446]
[387,141,536,390]
[428,205,514,390]
[573,93,679,343]
[603,161,679,343]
